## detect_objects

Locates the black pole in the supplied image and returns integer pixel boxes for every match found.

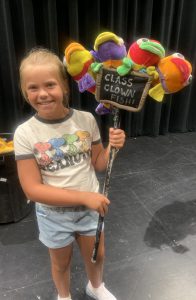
[91,107,120,263]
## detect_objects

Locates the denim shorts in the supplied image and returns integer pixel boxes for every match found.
[35,204,100,249]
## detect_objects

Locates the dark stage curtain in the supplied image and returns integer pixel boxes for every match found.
[0,0,195,140]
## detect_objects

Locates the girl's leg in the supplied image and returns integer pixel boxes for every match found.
[77,233,117,300]
[76,232,105,287]
[49,244,73,298]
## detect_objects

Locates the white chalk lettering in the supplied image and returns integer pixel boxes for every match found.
[104,84,110,92]
[110,74,115,83]
[111,94,137,105]
[115,76,121,85]
[127,78,133,87]
[110,85,120,94]
[104,72,134,88]
[104,84,136,99]
[121,88,131,97]
[105,74,111,81]
[127,89,136,98]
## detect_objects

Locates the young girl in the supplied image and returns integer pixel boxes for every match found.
[14,48,125,300]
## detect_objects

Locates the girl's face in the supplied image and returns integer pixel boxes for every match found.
[23,64,68,119]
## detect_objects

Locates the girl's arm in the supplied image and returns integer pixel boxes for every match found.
[16,158,110,216]
[91,127,126,172]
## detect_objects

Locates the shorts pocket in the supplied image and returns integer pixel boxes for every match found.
[36,204,50,217]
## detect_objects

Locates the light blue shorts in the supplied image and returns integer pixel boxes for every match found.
[35,204,100,249]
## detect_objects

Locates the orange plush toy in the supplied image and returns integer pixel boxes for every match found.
[148,53,192,101]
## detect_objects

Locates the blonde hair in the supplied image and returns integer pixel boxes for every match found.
[19,47,69,106]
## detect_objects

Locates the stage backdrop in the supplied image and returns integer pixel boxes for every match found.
[0,0,195,140]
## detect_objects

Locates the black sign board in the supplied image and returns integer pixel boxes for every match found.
[95,67,152,112]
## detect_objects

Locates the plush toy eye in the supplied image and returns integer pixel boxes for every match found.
[63,56,67,66]
[172,53,185,59]
[141,38,149,42]
[118,37,124,45]
[137,38,149,45]
[183,75,193,87]
[187,75,192,84]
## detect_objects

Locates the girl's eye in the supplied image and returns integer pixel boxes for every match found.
[47,82,56,88]
[28,85,37,91]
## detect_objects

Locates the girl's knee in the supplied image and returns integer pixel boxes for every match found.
[49,246,73,273]
[51,259,71,273]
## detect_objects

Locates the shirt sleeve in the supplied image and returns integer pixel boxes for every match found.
[89,113,101,144]
[14,125,34,160]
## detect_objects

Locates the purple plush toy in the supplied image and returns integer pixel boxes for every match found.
[91,31,127,69]
[91,32,127,114]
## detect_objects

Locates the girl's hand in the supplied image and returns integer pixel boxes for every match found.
[84,192,110,216]
[109,128,126,149]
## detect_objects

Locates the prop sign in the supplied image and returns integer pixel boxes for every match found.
[95,67,152,112]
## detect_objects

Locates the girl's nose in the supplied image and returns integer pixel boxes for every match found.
[39,88,48,98]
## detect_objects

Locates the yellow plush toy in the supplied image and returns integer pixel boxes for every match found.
[64,42,96,94]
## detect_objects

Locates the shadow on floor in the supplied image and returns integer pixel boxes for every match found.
[144,199,196,253]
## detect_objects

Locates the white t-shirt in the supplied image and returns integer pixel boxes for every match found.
[14,108,101,194]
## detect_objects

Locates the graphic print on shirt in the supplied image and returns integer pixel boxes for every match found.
[34,142,52,167]
[33,131,91,171]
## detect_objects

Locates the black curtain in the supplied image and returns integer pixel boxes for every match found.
[0,0,195,140]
